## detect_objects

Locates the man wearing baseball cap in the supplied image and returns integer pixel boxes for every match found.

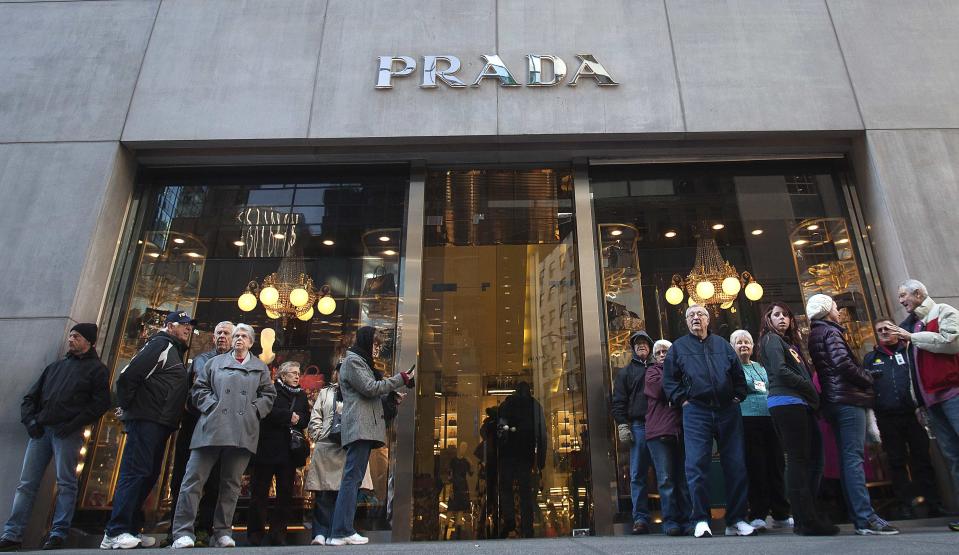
[101,312,195,550]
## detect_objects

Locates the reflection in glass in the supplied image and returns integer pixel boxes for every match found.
[412,169,591,541]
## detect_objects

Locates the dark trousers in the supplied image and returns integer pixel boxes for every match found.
[311,491,338,539]
[169,418,219,536]
[248,460,297,544]
[876,411,940,506]
[499,459,534,538]
[647,436,691,532]
[106,419,174,536]
[683,402,749,525]
[769,404,825,529]
[742,416,790,521]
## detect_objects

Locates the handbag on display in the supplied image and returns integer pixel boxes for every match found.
[362,266,397,297]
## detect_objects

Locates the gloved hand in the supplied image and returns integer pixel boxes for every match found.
[617,423,633,444]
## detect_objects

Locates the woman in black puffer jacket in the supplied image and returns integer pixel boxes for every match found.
[806,294,897,536]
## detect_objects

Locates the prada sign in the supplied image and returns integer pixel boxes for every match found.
[375,54,618,89]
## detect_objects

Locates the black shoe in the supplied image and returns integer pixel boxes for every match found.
[631,521,650,535]
[949,520,959,532]
[665,527,683,537]
[41,536,65,550]
[855,516,899,536]
[0,538,20,552]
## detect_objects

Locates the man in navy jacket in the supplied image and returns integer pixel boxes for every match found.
[663,305,754,538]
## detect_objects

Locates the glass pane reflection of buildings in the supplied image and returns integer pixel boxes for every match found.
[412,169,592,541]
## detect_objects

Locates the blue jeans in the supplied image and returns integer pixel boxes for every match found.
[682,402,749,525]
[330,440,373,538]
[1,427,83,541]
[647,436,691,533]
[824,403,875,528]
[927,395,959,507]
[312,490,338,538]
[105,419,173,536]
[628,421,651,525]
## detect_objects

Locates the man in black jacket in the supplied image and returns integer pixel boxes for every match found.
[100,312,194,550]
[0,324,109,551]
[866,318,941,518]
[497,381,546,538]
[611,331,655,534]
[663,305,754,538]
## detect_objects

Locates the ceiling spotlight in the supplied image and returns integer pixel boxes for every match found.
[807,224,820,231]
[185,252,202,258]
[322,239,334,246]
[712,223,725,230]
[610,229,623,236]
[273,233,286,239]
[233,240,245,247]
[147,252,160,258]
[664,231,677,238]
[383,250,397,256]
[793,239,808,246]
[751,229,763,236]
[378,235,390,242]
[173,237,185,244]
[836,238,850,245]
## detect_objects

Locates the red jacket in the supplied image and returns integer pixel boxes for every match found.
[644,363,682,441]
[901,297,959,394]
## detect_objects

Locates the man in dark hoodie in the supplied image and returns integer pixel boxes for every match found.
[101,311,195,550]
[611,331,655,534]
[0,324,110,551]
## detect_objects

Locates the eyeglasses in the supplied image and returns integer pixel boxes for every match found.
[876,326,893,333]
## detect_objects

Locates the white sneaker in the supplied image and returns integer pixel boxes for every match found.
[772,517,794,529]
[725,521,757,536]
[693,521,713,538]
[749,518,768,530]
[311,534,326,545]
[99,532,141,549]
[327,533,368,546]
[215,535,236,547]
[171,536,195,549]
[137,534,157,548]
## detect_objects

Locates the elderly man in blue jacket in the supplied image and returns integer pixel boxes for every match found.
[663,305,754,538]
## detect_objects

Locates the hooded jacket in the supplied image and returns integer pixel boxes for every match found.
[901,296,959,394]
[864,341,916,414]
[21,347,110,438]
[808,319,874,407]
[611,331,655,424]
[663,332,748,409]
[116,331,190,429]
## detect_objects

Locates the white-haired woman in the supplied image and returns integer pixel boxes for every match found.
[247,361,310,546]
[171,323,277,549]
[806,294,897,535]
[730,329,791,531]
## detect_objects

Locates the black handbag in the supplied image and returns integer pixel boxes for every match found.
[326,388,344,445]
[288,395,310,461]
[362,266,396,297]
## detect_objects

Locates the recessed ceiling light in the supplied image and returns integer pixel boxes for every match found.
[185,252,201,258]
[148,252,160,258]
[836,238,849,244]
[664,231,677,238]
[137,240,143,245]
[233,240,245,246]
[807,224,819,231]
[273,233,286,239]
[751,229,763,236]
[712,223,725,230]
[378,235,390,242]
[793,239,808,246]
[322,239,334,246]
[173,237,185,244]
[610,229,623,236]
[383,249,397,256]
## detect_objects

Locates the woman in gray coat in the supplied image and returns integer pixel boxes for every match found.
[171,323,276,549]
[326,327,414,546]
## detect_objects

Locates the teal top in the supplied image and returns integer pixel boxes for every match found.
[740,361,770,417]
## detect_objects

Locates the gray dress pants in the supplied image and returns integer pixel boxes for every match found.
[172,446,251,540]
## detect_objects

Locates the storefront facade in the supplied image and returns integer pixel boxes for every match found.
[2,0,959,545]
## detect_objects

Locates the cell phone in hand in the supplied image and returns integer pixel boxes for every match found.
[406,363,416,388]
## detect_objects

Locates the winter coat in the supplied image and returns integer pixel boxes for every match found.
[253,380,310,466]
[497,389,547,469]
[611,332,655,424]
[662,332,748,409]
[339,351,405,448]
[116,331,190,429]
[21,347,110,438]
[901,297,959,394]
[864,342,916,414]
[305,385,374,492]
[758,332,819,410]
[191,352,276,454]
[643,363,682,441]
[178,349,220,432]
[808,319,874,408]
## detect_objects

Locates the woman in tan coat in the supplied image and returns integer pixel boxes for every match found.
[304,366,373,546]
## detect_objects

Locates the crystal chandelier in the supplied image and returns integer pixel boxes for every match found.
[665,233,763,309]
[237,256,336,323]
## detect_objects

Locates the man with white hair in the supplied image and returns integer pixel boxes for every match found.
[663,306,754,538]
[891,279,959,532]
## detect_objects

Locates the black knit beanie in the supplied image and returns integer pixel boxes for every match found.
[71,323,98,346]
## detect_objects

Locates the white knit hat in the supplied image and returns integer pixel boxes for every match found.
[805,294,835,320]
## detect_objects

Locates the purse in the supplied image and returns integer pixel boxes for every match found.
[288,395,310,461]
[362,266,396,297]
[322,387,344,446]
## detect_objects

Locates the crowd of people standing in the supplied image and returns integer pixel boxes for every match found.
[612,279,959,538]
